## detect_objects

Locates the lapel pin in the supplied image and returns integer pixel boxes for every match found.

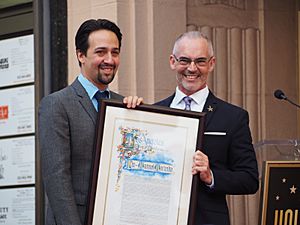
[207,105,213,112]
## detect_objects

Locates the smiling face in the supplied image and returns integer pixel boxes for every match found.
[170,36,215,96]
[77,29,120,90]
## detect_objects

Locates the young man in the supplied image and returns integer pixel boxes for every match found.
[39,19,141,225]
[156,31,259,225]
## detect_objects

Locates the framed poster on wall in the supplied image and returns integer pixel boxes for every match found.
[0,31,34,88]
[0,85,35,137]
[0,136,35,186]
[0,187,35,225]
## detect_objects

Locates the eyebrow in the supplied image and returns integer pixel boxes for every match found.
[195,57,208,60]
[94,47,120,51]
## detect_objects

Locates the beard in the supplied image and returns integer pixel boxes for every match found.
[176,72,207,95]
[97,63,117,85]
[97,72,115,85]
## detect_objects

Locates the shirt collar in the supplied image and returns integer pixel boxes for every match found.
[78,74,110,99]
[173,86,209,105]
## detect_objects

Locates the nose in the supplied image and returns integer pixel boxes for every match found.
[187,61,197,72]
[104,52,114,63]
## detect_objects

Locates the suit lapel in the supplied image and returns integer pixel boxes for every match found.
[202,91,218,127]
[110,91,124,101]
[71,78,98,125]
[155,93,175,106]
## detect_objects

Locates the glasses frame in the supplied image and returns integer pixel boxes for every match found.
[173,54,213,68]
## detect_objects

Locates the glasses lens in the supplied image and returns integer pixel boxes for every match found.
[195,58,208,67]
[178,57,191,66]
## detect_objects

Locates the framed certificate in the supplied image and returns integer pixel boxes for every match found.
[86,100,205,225]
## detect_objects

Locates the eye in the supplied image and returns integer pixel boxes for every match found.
[195,58,208,66]
[96,50,106,57]
[111,50,120,57]
[195,58,207,63]
[178,57,191,65]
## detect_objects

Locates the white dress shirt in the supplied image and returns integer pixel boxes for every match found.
[170,85,214,188]
[170,86,209,112]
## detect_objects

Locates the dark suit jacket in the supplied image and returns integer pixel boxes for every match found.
[38,78,123,225]
[155,91,259,225]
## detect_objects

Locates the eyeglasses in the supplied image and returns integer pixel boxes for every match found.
[173,55,213,67]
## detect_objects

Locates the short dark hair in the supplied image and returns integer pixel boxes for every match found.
[75,19,122,66]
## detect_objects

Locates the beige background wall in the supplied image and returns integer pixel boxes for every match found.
[68,0,186,102]
[67,0,299,224]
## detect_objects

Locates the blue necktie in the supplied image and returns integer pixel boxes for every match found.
[183,96,193,111]
[94,90,109,111]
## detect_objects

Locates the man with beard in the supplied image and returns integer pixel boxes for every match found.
[38,19,142,225]
[155,31,259,225]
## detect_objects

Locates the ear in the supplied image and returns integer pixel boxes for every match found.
[208,56,216,72]
[76,50,85,65]
[169,55,176,70]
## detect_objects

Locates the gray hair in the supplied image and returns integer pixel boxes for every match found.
[172,31,214,57]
